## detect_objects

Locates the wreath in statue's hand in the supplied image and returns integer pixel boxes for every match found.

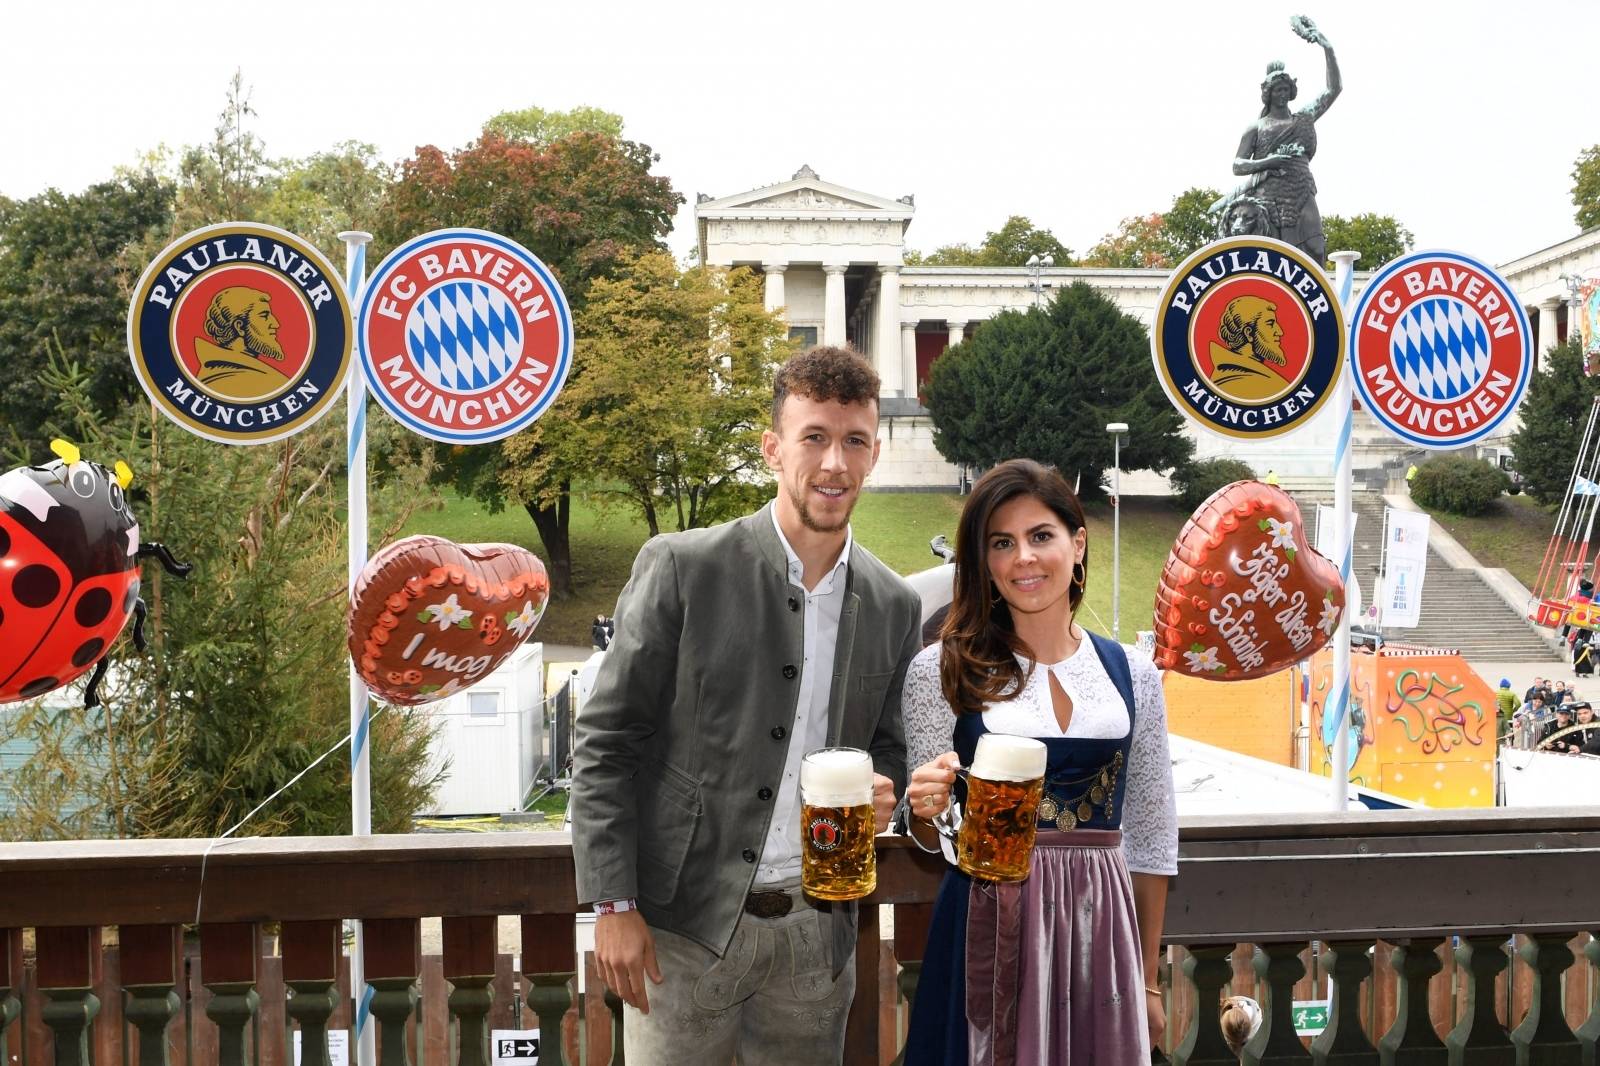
[1290,15,1326,46]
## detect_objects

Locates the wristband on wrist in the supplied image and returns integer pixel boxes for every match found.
[593,898,638,916]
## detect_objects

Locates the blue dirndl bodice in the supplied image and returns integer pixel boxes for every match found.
[950,631,1136,833]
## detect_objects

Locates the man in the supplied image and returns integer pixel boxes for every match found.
[1541,704,1575,750]
[1525,677,1547,706]
[194,286,291,401]
[1516,695,1547,750]
[1495,679,1518,742]
[1206,294,1290,401]
[572,345,922,1064]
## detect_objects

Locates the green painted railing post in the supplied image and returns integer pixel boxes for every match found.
[1577,932,1600,1066]
[201,923,259,1066]
[1512,933,1581,1066]
[1445,936,1515,1066]
[1313,939,1378,1065]
[1379,938,1448,1066]
[1247,942,1314,1065]
[1173,944,1237,1066]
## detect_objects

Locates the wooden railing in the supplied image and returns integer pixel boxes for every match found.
[0,807,1598,1064]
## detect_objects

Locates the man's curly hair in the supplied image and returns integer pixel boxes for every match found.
[771,345,881,428]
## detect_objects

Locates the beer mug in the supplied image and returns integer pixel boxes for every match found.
[956,733,1047,883]
[800,747,877,900]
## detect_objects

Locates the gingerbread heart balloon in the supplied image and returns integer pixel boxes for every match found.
[348,535,549,705]
[1153,481,1343,681]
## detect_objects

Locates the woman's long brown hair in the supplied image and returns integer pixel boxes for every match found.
[939,459,1089,715]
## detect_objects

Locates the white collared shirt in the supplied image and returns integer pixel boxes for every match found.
[757,504,852,885]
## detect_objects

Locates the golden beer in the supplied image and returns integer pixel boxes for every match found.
[957,734,1047,883]
[800,801,877,900]
[800,747,877,900]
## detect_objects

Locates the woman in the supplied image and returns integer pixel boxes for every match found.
[900,459,1178,1065]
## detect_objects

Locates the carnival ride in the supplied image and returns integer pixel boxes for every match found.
[1529,394,1600,630]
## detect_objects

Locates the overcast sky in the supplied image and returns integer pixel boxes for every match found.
[3,0,1594,267]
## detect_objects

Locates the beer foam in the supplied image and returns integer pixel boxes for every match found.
[970,733,1047,783]
[801,747,873,805]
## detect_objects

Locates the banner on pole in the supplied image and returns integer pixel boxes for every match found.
[1348,250,1532,450]
[1378,508,1431,628]
[1150,237,1344,441]
[1580,278,1600,375]
[357,229,573,445]
[127,223,353,445]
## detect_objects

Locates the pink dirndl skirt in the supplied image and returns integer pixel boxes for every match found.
[965,828,1150,1065]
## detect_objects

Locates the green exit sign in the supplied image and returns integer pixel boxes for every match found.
[1293,1001,1330,1036]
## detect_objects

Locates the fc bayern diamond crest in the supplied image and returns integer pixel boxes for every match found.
[357,229,573,445]
[1348,250,1531,449]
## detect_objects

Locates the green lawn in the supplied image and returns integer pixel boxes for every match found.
[398,490,1189,646]
[1415,494,1556,591]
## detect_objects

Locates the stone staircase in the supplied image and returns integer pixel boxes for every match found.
[1305,492,1563,662]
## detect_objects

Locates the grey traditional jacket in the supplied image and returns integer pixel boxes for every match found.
[571,503,921,971]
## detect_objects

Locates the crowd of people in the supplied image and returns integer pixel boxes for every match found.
[1500,676,1600,753]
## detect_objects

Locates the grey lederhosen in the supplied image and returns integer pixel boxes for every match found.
[623,880,855,1065]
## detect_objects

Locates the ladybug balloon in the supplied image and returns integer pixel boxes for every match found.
[0,439,192,708]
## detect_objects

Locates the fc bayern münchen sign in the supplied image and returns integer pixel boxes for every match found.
[127,223,353,444]
[357,229,574,445]
[1348,250,1532,449]
[1151,237,1344,440]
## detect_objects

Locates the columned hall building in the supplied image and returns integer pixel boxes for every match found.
[697,166,1600,492]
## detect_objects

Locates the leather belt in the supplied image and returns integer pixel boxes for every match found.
[743,890,793,919]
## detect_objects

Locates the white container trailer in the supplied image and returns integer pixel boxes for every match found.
[421,643,545,816]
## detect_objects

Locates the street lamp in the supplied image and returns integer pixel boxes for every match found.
[1027,253,1054,308]
[1106,422,1129,641]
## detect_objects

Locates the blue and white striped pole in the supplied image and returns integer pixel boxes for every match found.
[339,229,377,1066]
[1328,249,1361,810]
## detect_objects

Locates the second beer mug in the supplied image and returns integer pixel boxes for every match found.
[800,747,877,900]
[958,733,1047,882]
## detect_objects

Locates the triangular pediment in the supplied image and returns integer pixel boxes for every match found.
[697,166,913,217]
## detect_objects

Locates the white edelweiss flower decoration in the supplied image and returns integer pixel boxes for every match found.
[424,593,473,632]
[1264,517,1295,550]
[1317,597,1341,635]
[1184,645,1224,673]
[506,600,542,639]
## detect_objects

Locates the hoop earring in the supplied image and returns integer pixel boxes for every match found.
[1072,562,1085,591]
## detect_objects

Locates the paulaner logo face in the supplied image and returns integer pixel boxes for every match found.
[1348,250,1531,449]
[127,223,352,444]
[1152,237,1343,440]
[357,229,573,445]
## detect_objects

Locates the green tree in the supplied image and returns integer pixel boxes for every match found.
[377,126,683,596]
[263,141,394,263]
[1511,339,1600,505]
[923,282,1193,499]
[909,215,1073,266]
[1081,213,1170,268]
[525,251,791,535]
[0,168,175,458]
[1572,145,1600,230]
[1161,187,1224,260]
[484,104,625,145]
[1322,213,1414,271]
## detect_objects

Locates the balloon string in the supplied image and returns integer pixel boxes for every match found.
[187,683,570,925]
[193,706,389,927]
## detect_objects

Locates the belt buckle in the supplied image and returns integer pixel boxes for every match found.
[744,890,793,919]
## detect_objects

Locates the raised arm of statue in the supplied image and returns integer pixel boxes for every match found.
[1293,16,1340,119]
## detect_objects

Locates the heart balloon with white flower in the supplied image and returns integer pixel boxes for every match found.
[347,535,549,705]
[1153,480,1344,682]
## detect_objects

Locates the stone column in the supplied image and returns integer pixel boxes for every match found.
[1540,298,1562,353]
[901,322,919,401]
[762,263,787,315]
[948,320,968,349]
[875,266,903,394]
[824,264,848,346]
